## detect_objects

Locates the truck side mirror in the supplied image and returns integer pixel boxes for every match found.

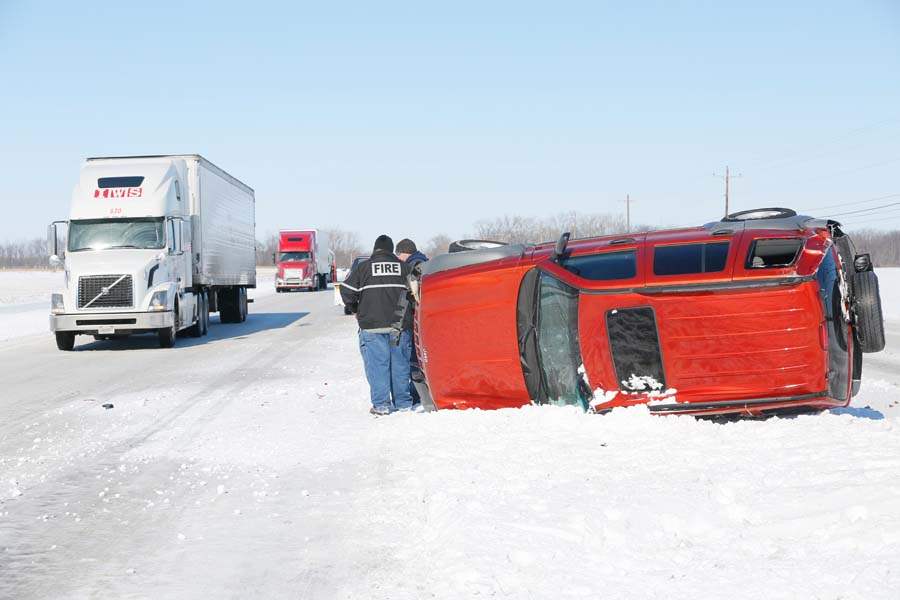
[176,220,184,255]
[272,252,276,264]
[47,223,58,257]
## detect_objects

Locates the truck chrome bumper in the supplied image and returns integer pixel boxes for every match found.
[50,311,174,333]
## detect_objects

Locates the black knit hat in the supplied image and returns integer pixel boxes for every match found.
[396,238,417,254]
[373,234,394,253]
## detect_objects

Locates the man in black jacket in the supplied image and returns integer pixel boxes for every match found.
[395,238,428,406]
[340,235,414,415]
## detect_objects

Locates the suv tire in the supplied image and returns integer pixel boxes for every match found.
[853,270,885,353]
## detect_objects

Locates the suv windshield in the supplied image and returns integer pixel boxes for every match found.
[517,270,592,408]
[68,218,165,251]
[279,251,311,262]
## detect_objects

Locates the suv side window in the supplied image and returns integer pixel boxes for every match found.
[746,238,803,268]
[561,250,636,280]
[653,242,729,276]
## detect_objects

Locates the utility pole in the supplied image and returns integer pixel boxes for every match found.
[714,166,742,217]
[624,194,633,232]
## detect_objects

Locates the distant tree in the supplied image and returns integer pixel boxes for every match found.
[472,212,627,245]
[256,232,280,265]
[423,234,452,258]
[322,227,364,268]
[849,229,900,267]
[0,237,53,269]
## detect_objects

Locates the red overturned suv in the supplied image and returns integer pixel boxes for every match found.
[411,208,885,417]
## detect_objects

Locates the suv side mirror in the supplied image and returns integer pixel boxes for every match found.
[552,232,571,263]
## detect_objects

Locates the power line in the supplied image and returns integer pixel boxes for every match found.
[835,206,900,223]
[744,117,900,169]
[799,193,900,212]
[783,155,900,186]
[823,201,900,218]
[841,213,900,227]
[751,131,900,174]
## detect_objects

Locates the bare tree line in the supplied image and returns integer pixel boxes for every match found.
[6,220,900,268]
[0,238,50,268]
[470,212,629,245]
[849,229,900,267]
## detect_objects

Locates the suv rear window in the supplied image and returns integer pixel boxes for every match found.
[653,242,729,276]
[562,250,636,280]
[747,238,803,268]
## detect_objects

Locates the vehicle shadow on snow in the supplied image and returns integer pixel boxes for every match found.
[829,406,885,420]
[73,311,310,351]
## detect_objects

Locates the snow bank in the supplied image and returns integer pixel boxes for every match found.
[2,291,897,599]
[0,269,62,306]
[875,267,900,320]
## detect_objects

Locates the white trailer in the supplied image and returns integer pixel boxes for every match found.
[48,154,256,350]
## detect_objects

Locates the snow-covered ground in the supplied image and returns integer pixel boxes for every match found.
[0,268,898,598]
[0,267,276,342]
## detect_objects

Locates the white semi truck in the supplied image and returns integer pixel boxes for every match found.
[48,154,256,350]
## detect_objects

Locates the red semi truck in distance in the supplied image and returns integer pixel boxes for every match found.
[274,230,336,292]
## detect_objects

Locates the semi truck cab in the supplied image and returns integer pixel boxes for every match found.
[48,155,255,350]
[274,229,334,292]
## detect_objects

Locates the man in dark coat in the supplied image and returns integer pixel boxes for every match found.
[396,238,428,270]
[340,235,414,415]
[395,239,429,406]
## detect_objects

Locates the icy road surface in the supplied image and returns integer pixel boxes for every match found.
[0,272,899,599]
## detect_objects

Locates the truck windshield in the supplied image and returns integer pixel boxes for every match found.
[68,218,165,251]
[536,273,590,408]
[279,251,311,261]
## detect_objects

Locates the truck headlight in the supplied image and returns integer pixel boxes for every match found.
[51,293,65,314]
[149,290,168,311]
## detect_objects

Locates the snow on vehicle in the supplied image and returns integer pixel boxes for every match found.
[412,208,885,417]
[47,154,256,350]
[274,230,335,292]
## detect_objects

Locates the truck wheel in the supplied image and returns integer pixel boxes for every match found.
[853,271,885,353]
[219,288,239,323]
[319,274,327,290]
[158,303,178,348]
[158,324,176,348]
[55,332,75,351]
[187,295,203,338]
[239,288,248,322]
[200,292,209,336]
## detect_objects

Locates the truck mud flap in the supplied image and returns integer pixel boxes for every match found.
[606,307,667,392]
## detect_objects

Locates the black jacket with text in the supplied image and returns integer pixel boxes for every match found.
[340,250,413,331]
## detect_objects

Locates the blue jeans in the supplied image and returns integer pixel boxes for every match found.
[359,330,413,412]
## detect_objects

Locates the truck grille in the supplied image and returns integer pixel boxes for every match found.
[285,268,304,282]
[77,275,134,309]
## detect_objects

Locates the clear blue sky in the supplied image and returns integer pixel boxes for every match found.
[2,0,899,246]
